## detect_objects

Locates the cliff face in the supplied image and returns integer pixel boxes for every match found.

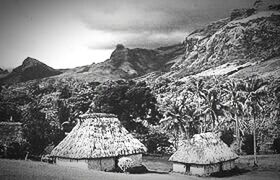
[169,5,280,79]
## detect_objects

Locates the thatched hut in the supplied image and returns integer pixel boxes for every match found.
[50,113,147,171]
[169,132,238,176]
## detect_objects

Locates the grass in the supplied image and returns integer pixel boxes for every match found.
[0,155,280,180]
[142,155,172,172]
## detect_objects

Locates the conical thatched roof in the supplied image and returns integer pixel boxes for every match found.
[50,113,147,159]
[169,132,238,165]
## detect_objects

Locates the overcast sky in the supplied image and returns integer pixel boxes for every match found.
[0,0,255,69]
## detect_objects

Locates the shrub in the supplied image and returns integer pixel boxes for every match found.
[241,134,259,155]
[272,138,280,153]
[6,142,29,159]
[118,157,134,172]
[220,129,234,147]
[141,132,172,154]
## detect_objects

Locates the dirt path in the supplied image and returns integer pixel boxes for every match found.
[0,159,279,180]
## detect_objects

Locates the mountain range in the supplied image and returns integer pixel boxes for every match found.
[0,0,279,85]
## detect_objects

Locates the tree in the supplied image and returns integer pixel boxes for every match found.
[188,78,207,133]
[159,90,200,149]
[222,79,245,153]
[243,77,268,166]
[22,102,64,155]
[91,80,160,134]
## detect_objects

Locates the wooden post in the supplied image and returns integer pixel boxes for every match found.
[253,115,258,167]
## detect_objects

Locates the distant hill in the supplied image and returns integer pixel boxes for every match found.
[0,57,62,84]
[55,44,185,82]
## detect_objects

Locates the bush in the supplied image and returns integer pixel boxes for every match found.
[6,142,29,159]
[141,132,172,154]
[241,134,259,155]
[272,138,280,153]
[118,157,134,172]
[220,129,234,147]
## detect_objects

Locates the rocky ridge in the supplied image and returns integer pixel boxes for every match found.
[167,5,280,80]
[0,57,62,84]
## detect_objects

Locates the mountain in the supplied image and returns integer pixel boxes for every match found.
[1,0,279,85]
[165,4,280,80]
[56,43,185,82]
[0,57,62,84]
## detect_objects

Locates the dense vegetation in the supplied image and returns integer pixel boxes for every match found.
[0,75,279,159]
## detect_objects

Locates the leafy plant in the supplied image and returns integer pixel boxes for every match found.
[140,132,172,154]
[118,157,134,172]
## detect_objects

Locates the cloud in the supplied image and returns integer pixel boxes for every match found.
[88,31,187,50]
[80,0,255,50]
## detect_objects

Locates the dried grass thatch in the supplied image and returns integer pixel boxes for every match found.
[50,113,147,159]
[169,132,238,165]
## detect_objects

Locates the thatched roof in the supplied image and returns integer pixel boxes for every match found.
[169,132,238,165]
[50,113,147,159]
[0,122,24,145]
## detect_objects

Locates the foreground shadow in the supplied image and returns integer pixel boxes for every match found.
[210,167,251,178]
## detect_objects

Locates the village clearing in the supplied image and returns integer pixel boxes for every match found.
[1,155,280,180]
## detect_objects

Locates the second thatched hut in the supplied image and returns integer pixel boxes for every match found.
[50,113,147,171]
[169,132,238,176]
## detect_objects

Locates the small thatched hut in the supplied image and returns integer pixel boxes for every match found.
[169,132,238,176]
[50,113,147,171]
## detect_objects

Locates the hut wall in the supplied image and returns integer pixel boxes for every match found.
[203,163,220,175]
[88,158,115,171]
[190,165,205,176]
[56,158,88,169]
[124,154,142,167]
[221,160,235,171]
[173,162,188,173]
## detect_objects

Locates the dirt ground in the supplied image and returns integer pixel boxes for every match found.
[0,155,280,180]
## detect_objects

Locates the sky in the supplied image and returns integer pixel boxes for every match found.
[0,0,255,69]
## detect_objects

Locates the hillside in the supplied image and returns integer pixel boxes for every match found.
[164,5,280,80]
[55,44,185,82]
[0,57,62,84]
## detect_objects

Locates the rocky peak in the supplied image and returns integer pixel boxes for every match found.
[254,0,280,11]
[21,57,44,68]
[109,44,129,67]
[0,68,8,74]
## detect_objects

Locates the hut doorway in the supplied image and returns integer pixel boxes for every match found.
[186,164,190,173]
[114,157,119,170]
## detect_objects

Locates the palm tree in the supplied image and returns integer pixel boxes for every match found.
[243,77,268,166]
[188,78,208,132]
[160,91,200,149]
[222,79,245,153]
